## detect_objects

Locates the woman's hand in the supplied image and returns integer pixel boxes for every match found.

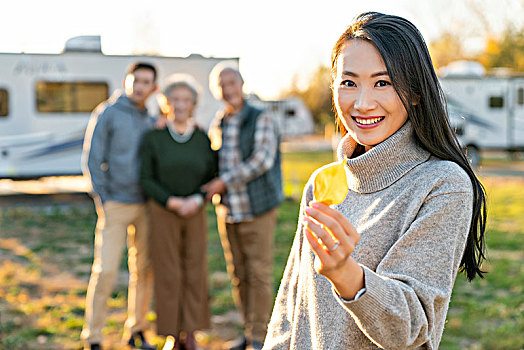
[178,196,201,217]
[166,196,184,212]
[303,201,365,300]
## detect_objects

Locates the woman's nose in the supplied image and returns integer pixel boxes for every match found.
[354,88,377,112]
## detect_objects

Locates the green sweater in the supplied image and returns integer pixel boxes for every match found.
[139,127,217,206]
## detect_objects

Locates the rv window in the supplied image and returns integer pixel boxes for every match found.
[488,96,504,109]
[36,81,108,113]
[518,88,524,105]
[0,89,8,117]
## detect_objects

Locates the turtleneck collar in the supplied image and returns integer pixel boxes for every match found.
[336,121,431,193]
[167,119,196,143]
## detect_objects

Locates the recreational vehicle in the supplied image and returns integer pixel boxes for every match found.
[0,36,236,179]
[247,94,314,136]
[440,62,524,165]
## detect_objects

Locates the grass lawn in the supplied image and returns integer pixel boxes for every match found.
[0,151,523,349]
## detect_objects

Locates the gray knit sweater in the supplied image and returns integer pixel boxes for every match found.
[263,122,473,349]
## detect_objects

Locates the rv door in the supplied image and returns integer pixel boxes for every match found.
[512,81,524,149]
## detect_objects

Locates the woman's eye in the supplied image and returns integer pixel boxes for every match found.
[376,80,391,87]
[341,80,355,87]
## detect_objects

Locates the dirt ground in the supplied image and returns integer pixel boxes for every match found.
[0,215,243,350]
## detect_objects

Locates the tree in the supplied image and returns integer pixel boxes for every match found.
[429,22,524,73]
[476,25,524,71]
[429,32,469,69]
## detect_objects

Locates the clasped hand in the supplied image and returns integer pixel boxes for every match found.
[166,196,200,217]
[303,201,365,300]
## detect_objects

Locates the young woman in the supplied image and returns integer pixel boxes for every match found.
[263,12,487,349]
[140,75,217,350]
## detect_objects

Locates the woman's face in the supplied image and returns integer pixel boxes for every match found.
[333,40,408,151]
[166,85,195,123]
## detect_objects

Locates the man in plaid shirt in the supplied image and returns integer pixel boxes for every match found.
[203,62,283,350]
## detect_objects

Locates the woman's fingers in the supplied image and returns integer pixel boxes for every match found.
[303,216,352,273]
[311,202,358,237]
[304,206,358,250]
[302,215,339,252]
[303,221,351,275]
[303,202,360,276]
[304,223,331,261]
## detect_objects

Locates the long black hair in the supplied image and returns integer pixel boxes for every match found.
[331,12,487,281]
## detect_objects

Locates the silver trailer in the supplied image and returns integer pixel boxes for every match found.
[0,36,236,178]
[441,71,524,165]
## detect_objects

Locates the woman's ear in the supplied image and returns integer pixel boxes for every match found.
[412,94,420,106]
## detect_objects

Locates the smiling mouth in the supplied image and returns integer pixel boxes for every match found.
[352,116,385,125]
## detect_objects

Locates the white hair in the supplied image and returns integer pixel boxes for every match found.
[163,73,201,104]
[208,60,244,99]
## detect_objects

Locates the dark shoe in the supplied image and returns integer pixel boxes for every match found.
[88,344,101,350]
[222,336,247,350]
[128,331,156,350]
[183,332,196,350]
[247,340,264,350]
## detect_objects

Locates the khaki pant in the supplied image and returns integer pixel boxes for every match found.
[81,200,153,344]
[148,200,210,336]
[216,205,277,343]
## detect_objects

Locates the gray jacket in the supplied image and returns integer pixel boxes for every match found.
[82,92,153,203]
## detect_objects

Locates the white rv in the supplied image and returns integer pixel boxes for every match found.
[440,63,524,165]
[0,36,236,179]
[247,94,314,136]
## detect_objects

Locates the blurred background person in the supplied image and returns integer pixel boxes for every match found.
[140,74,217,350]
[81,62,157,350]
[203,63,283,350]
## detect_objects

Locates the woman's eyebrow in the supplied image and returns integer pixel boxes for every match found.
[342,71,358,77]
[371,71,389,77]
[341,70,389,77]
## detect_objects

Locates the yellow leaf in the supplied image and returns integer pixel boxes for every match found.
[313,158,348,205]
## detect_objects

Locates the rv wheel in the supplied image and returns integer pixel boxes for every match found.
[509,151,522,161]
[464,146,480,167]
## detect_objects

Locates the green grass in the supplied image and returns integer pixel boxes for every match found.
[0,153,523,349]
[282,150,335,199]
[439,177,524,350]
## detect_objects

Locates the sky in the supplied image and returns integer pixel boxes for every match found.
[1,0,521,99]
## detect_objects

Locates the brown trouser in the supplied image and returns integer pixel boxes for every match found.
[81,200,153,344]
[148,200,210,336]
[216,205,277,343]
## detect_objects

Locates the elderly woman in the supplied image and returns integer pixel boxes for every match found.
[140,74,217,350]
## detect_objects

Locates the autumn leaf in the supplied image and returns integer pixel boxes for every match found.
[313,159,348,205]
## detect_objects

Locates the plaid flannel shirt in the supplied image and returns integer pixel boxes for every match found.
[210,108,277,223]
